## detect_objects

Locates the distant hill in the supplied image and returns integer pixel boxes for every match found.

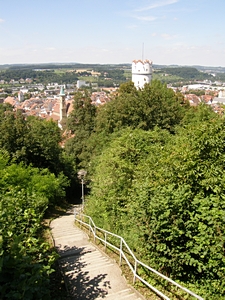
[153,64,225,74]
[0,62,225,73]
[1,63,225,84]
[156,66,212,80]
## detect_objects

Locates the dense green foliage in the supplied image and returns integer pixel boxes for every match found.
[84,106,225,298]
[0,109,63,174]
[66,90,96,168]
[63,83,225,299]
[95,80,187,135]
[0,103,74,299]
[64,80,188,171]
[0,152,69,299]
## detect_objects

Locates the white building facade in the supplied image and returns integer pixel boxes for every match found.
[132,59,153,89]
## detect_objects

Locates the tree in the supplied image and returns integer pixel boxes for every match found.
[95,80,187,135]
[65,90,96,167]
[0,110,28,160]
[67,90,96,135]
[25,116,63,174]
[0,103,13,116]
[0,111,63,174]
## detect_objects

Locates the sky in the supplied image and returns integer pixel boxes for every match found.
[0,0,225,67]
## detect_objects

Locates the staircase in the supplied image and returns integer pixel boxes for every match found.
[50,208,144,300]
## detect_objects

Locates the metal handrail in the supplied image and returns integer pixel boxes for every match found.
[74,212,204,300]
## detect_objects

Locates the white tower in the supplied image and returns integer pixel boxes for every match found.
[132,59,153,89]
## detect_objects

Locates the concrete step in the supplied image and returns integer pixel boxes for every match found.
[96,288,141,300]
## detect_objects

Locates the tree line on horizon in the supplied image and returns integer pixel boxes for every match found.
[1,64,225,87]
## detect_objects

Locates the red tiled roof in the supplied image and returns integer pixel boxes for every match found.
[4,96,16,106]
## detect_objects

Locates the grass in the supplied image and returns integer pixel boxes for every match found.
[78,75,98,83]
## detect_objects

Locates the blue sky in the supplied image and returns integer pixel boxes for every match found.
[0,0,225,66]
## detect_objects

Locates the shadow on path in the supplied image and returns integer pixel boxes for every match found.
[50,207,143,300]
[58,245,111,300]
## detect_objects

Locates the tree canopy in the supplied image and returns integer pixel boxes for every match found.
[95,80,188,135]
[0,110,63,174]
[65,90,96,168]
[85,104,225,298]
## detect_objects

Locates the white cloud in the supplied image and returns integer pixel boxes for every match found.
[127,24,138,29]
[161,33,177,40]
[135,0,178,12]
[0,18,5,23]
[45,47,56,51]
[132,15,156,22]
[129,0,178,23]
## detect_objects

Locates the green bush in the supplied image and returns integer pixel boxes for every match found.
[0,153,68,299]
[86,114,225,298]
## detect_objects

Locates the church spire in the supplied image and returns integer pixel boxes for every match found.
[59,86,65,96]
[59,86,66,126]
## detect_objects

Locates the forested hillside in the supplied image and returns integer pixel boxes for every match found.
[66,80,225,299]
[0,68,79,84]
[153,66,214,84]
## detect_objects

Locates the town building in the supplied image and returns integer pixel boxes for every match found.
[77,80,87,89]
[132,59,153,89]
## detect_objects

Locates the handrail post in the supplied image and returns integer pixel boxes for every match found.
[89,218,91,235]
[94,226,96,242]
[133,260,137,284]
[119,238,123,266]
[104,232,107,251]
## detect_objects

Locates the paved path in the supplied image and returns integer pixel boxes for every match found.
[50,207,144,300]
